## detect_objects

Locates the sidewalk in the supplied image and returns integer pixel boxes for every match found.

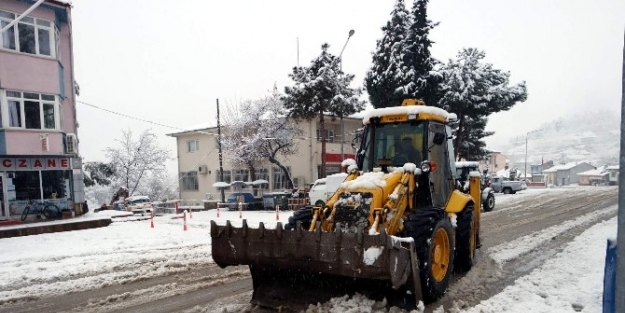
[0,215,112,239]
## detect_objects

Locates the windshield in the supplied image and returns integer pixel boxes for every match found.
[361,121,426,172]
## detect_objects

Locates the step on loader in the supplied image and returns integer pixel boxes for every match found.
[211,99,482,310]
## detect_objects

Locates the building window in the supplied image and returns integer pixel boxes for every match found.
[5,91,58,130]
[273,166,291,190]
[316,129,334,142]
[0,10,56,57]
[255,168,269,182]
[216,170,231,184]
[233,169,249,182]
[181,171,198,191]
[187,140,199,152]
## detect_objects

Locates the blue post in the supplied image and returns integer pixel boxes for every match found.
[603,239,617,313]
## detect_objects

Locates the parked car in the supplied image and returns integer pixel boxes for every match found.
[490,176,527,194]
[309,173,347,206]
[124,196,153,215]
[219,192,263,211]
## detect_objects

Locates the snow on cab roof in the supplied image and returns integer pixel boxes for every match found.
[455,161,480,168]
[361,105,455,124]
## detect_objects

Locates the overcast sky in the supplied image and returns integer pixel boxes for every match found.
[71,0,625,170]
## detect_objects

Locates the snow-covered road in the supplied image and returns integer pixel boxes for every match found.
[0,185,618,313]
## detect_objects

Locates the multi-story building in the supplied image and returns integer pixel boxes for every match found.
[167,116,363,201]
[477,149,507,175]
[0,0,84,219]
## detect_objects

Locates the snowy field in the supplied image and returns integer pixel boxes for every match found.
[0,186,617,312]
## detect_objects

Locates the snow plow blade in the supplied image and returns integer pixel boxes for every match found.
[210,220,422,310]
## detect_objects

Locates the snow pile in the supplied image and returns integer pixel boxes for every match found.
[341,172,389,190]
[464,217,617,313]
[363,246,384,265]
[488,205,617,263]
[468,171,482,177]
[341,158,357,167]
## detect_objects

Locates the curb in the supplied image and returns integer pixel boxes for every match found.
[0,218,112,239]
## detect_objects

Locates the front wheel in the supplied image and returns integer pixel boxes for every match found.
[43,204,61,219]
[455,205,476,273]
[21,206,30,221]
[404,210,454,303]
[483,193,495,212]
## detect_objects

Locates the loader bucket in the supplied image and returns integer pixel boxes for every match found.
[210,220,423,311]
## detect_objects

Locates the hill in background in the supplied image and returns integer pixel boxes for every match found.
[488,109,620,168]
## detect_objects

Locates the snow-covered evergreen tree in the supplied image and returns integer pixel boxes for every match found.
[440,48,527,160]
[221,95,303,188]
[283,44,365,177]
[364,0,412,108]
[365,0,440,108]
[398,0,441,105]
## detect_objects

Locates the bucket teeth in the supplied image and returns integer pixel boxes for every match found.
[259,222,265,238]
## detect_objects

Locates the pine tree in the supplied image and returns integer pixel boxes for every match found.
[440,48,528,160]
[364,0,412,108]
[398,0,441,106]
[283,44,365,177]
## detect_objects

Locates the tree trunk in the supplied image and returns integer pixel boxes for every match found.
[248,163,257,196]
[319,109,327,178]
[268,156,293,189]
[454,114,465,161]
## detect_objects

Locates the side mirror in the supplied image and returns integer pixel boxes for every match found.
[432,132,446,145]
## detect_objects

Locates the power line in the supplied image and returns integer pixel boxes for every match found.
[78,100,185,130]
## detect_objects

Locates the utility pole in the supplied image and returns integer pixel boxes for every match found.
[217,99,225,203]
[339,30,355,161]
[616,28,625,313]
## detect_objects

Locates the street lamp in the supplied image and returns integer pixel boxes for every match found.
[524,130,538,182]
[339,29,355,160]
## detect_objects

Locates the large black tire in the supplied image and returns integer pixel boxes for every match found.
[314,200,325,207]
[503,187,512,194]
[483,193,495,212]
[43,204,61,219]
[454,205,476,273]
[20,206,30,221]
[403,209,454,303]
[285,206,313,231]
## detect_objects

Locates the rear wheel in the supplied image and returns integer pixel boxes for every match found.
[483,193,495,212]
[503,187,512,194]
[403,209,454,303]
[285,207,313,230]
[20,206,30,221]
[454,205,476,273]
[43,204,61,219]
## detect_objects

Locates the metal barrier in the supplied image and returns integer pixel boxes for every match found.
[603,238,617,313]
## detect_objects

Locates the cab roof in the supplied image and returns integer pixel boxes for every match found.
[362,101,456,125]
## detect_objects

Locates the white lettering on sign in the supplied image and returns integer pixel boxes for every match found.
[0,158,71,171]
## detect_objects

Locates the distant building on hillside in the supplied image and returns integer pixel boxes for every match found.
[543,162,595,186]
[606,165,619,185]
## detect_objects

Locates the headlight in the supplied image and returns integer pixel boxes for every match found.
[421,161,431,173]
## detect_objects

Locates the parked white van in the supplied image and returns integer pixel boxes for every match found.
[309,173,348,206]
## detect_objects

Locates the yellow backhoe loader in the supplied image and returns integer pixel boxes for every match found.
[210,99,482,310]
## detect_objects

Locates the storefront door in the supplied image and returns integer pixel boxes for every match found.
[0,173,6,218]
